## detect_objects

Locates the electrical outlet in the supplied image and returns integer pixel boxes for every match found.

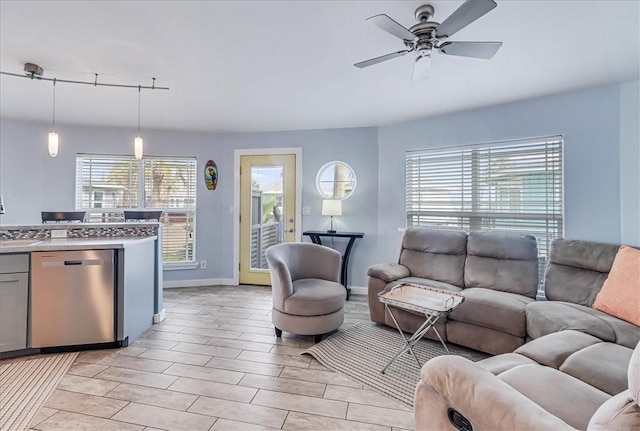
[51,229,68,238]
[302,206,311,216]
[200,260,207,269]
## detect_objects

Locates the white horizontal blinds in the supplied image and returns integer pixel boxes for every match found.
[406,137,563,285]
[143,157,197,263]
[75,155,138,222]
[75,155,197,264]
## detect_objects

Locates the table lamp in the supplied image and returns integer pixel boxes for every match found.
[322,199,342,233]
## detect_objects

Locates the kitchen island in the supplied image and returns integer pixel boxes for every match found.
[0,223,162,357]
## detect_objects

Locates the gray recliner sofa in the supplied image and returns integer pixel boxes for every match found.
[526,239,640,349]
[415,330,640,430]
[367,228,539,354]
[368,229,640,355]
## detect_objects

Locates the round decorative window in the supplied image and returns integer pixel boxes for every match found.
[316,161,357,200]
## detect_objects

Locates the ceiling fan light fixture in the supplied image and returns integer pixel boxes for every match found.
[355,0,501,81]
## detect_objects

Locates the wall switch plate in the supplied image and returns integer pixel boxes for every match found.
[200,260,207,269]
[51,229,68,238]
[302,206,311,216]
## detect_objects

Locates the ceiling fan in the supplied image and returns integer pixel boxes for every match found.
[355,0,502,81]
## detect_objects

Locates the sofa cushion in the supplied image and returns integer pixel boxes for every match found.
[477,352,538,375]
[499,364,610,430]
[593,245,640,326]
[595,311,640,349]
[449,288,533,337]
[464,231,539,298]
[526,301,617,342]
[514,329,602,369]
[366,263,410,283]
[399,228,467,287]
[285,279,345,316]
[560,342,633,396]
[544,239,619,306]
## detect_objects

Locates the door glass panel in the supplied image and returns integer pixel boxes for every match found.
[250,165,284,270]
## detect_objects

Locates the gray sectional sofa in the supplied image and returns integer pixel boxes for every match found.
[367,228,640,354]
[415,329,640,430]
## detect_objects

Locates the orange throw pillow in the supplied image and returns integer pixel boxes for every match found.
[593,245,640,326]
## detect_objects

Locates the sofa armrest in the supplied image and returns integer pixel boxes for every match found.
[415,355,576,431]
[367,263,410,283]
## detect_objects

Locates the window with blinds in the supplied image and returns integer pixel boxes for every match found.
[406,136,563,287]
[76,155,197,264]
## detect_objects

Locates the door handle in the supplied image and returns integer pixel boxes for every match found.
[287,228,294,233]
[288,218,294,223]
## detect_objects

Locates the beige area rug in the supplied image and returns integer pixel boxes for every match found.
[303,322,489,408]
[0,352,78,431]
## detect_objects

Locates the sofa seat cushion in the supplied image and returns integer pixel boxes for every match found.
[285,279,346,316]
[595,312,640,349]
[449,288,534,337]
[560,342,633,396]
[477,353,538,375]
[526,301,617,342]
[499,364,610,430]
[514,329,603,369]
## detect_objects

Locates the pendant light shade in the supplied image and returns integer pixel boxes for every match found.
[48,131,59,157]
[134,86,143,160]
[134,135,143,160]
[49,79,59,158]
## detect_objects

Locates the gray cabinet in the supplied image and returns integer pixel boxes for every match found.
[0,254,29,353]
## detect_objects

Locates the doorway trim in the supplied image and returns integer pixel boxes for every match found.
[233,147,303,285]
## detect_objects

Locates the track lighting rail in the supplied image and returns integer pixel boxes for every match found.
[0,68,169,91]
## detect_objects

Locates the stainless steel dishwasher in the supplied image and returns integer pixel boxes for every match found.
[31,250,115,348]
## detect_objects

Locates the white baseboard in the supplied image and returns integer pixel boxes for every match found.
[153,309,166,323]
[349,286,367,296]
[163,278,236,289]
[163,279,367,296]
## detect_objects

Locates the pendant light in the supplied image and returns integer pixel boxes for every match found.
[134,85,143,160]
[48,78,58,157]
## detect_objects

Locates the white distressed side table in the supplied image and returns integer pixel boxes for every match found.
[378,283,465,374]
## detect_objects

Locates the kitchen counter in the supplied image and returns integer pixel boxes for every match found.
[1,222,160,230]
[0,236,157,254]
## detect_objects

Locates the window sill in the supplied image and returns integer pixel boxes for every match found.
[163,262,199,271]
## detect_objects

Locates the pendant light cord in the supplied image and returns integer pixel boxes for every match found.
[137,85,141,134]
[52,78,56,130]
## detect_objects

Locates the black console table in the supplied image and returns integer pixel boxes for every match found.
[302,231,364,300]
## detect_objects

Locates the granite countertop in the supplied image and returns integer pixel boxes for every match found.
[0,236,157,254]
[0,222,160,231]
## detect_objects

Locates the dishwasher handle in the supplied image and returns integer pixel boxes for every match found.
[41,259,106,268]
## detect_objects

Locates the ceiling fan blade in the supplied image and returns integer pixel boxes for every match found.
[412,55,431,81]
[436,0,497,38]
[354,50,411,68]
[367,14,416,41]
[439,41,502,59]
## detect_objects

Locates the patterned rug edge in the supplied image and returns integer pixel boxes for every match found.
[303,346,415,409]
[0,352,79,431]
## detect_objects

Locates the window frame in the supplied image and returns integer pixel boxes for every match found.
[75,154,197,268]
[406,136,564,290]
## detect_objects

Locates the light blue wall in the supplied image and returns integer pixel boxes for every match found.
[1,81,636,288]
[619,80,640,247]
[0,119,378,286]
[377,84,624,263]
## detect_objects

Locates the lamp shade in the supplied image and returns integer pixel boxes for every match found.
[134,135,144,160]
[322,199,342,216]
[48,131,59,157]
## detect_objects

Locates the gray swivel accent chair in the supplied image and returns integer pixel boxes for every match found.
[265,242,347,343]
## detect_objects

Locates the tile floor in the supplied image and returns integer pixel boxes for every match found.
[28,286,414,431]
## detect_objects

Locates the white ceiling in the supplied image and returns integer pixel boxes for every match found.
[1,1,638,133]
